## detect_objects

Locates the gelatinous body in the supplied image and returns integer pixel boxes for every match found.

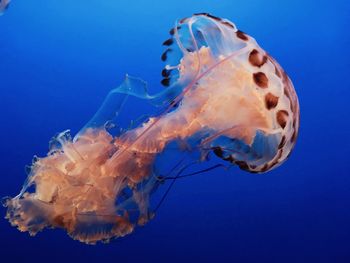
[4,14,299,244]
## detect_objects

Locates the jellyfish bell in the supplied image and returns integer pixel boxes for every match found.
[4,13,299,244]
[160,13,300,173]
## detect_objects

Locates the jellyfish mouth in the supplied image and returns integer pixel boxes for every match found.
[3,127,162,244]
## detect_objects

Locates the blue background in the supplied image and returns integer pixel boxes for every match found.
[1,0,349,262]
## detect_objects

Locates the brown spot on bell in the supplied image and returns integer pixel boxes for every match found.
[161,68,171,77]
[236,30,248,41]
[206,14,221,21]
[291,130,298,143]
[235,161,250,171]
[161,48,172,61]
[276,110,289,129]
[249,49,267,67]
[169,26,180,35]
[221,21,235,29]
[278,136,286,149]
[213,147,224,158]
[161,78,170,87]
[253,72,269,88]
[265,92,279,110]
[162,38,173,46]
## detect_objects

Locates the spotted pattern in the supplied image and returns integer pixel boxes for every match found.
[160,13,300,173]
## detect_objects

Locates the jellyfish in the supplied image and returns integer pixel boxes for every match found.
[4,13,299,244]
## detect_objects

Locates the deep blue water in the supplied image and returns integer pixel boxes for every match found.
[1,1,350,262]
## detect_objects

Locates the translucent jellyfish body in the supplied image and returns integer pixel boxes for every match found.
[4,14,299,244]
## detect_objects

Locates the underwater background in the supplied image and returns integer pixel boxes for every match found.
[0,0,349,262]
